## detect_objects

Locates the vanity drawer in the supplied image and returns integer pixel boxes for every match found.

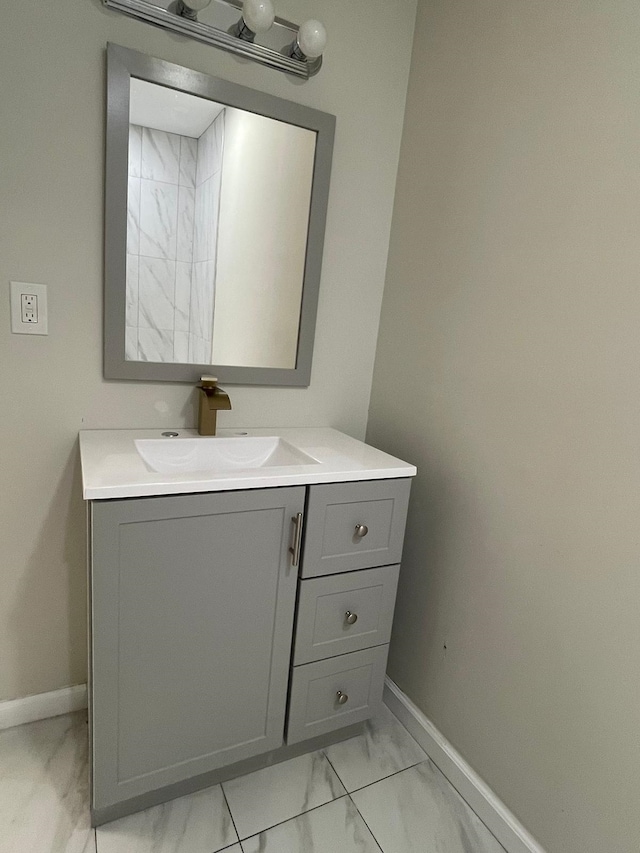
[286,645,388,745]
[293,565,400,665]
[301,479,411,578]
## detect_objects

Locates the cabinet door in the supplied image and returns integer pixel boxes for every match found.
[90,487,305,810]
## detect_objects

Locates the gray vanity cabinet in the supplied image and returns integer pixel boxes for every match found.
[90,487,304,810]
[88,475,413,822]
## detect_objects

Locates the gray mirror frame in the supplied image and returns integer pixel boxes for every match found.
[104,44,335,385]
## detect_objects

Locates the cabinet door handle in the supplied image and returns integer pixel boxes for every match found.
[345,610,358,625]
[289,512,303,567]
[336,691,349,705]
[354,524,369,538]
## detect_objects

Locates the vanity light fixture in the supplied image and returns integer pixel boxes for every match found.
[102,0,327,78]
[288,19,327,61]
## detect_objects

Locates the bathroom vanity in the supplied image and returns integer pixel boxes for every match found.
[91,36,415,831]
[80,428,415,824]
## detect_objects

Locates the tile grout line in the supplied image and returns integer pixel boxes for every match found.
[322,752,384,853]
[217,839,244,852]
[346,758,428,796]
[222,782,387,853]
[347,753,508,853]
[234,790,353,844]
[380,705,509,850]
[321,748,349,794]
[426,757,509,853]
[346,793,385,853]
[323,735,429,797]
[343,754,500,853]
[220,785,242,850]
[223,751,349,843]
[218,842,242,853]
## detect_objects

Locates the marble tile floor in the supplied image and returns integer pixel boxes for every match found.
[0,703,506,853]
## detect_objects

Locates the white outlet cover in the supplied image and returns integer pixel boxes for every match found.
[10,281,48,335]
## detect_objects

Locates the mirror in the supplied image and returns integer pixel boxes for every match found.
[105,44,335,385]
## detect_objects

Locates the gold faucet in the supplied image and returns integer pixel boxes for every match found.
[197,376,232,436]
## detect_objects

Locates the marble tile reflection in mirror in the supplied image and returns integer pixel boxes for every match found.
[125,79,316,369]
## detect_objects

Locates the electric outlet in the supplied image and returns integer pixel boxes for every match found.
[10,282,48,335]
[21,293,38,323]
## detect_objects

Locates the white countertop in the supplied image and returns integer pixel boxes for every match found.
[79,428,417,500]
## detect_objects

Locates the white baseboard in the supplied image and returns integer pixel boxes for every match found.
[0,684,88,731]
[383,677,546,853]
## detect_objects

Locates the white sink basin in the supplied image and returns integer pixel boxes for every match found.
[80,428,417,499]
[135,436,319,475]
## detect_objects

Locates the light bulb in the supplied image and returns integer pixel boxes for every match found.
[182,0,212,10]
[242,0,275,34]
[297,19,326,59]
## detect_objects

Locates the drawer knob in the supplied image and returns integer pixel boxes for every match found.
[336,691,349,705]
[354,524,369,538]
[345,610,358,625]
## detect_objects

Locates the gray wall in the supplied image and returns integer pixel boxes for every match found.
[0,0,417,702]
[367,1,640,852]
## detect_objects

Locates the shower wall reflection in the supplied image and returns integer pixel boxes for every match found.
[125,114,224,363]
[120,77,317,370]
